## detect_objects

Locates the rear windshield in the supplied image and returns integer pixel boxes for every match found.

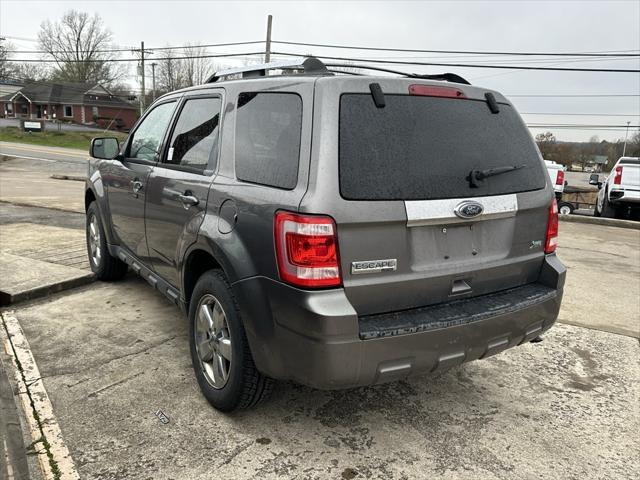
[339,94,545,200]
[619,158,639,165]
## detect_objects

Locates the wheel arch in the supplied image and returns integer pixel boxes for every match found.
[85,188,97,211]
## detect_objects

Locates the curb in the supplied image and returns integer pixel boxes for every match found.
[559,214,640,230]
[50,174,86,182]
[1,311,80,479]
[0,200,84,215]
[0,272,96,307]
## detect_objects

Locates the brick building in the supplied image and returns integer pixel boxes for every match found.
[1,82,138,130]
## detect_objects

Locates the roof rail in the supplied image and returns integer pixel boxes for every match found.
[205,57,330,83]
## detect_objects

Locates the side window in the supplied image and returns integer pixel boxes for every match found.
[166,97,222,172]
[128,101,176,161]
[235,92,302,189]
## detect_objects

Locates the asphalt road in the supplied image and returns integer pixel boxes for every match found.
[0,141,89,166]
[0,143,87,213]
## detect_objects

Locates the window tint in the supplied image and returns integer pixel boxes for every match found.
[235,92,302,189]
[166,97,222,172]
[128,102,176,161]
[339,94,545,200]
[619,158,639,165]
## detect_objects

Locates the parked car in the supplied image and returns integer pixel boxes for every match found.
[85,58,566,411]
[591,157,640,219]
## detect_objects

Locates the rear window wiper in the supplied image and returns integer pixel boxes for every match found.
[467,164,526,188]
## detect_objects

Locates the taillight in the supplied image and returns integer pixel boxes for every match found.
[545,199,559,254]
[556,170,565,186]
[274,211,341,288]
[409,84,466,99]
[614,166,623,185]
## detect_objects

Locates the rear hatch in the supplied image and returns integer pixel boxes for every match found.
[303,77,552,316]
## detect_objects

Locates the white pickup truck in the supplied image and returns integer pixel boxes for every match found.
[545,160,565,199]
[591,157,640,219]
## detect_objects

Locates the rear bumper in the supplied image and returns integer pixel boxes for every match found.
[609,187,640,204]
[233,255,566,390]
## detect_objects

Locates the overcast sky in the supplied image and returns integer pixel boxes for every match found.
[1,0,639,142]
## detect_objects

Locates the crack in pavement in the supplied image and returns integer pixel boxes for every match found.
[43,334,184,379]
[87,371,145,398]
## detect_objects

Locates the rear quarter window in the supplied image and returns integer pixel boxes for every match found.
[235,92,302,189]
[339,93,546,200]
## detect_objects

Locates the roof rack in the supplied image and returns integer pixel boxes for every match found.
[205,56,471,85]
[206,57,330,83]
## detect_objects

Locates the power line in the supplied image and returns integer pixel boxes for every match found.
[7,48,640,72]
[7,51,267,63]
[6,40,264,55]
[271,51,640,73]
[272,40,640,57]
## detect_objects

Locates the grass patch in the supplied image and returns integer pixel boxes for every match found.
[0,126,127,151]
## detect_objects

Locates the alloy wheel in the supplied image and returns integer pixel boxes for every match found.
[194,294,233,389]
[88,214,102,266]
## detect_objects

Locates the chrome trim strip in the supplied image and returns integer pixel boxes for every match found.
[405,194,518,227]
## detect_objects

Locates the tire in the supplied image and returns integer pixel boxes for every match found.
[188,270,273,412]
[558,202,574,215]
[86,202,128,281]
[600,192,617,219]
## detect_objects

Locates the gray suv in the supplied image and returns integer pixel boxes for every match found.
[85,58,566,411]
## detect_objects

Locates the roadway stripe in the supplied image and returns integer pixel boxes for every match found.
[0,153,87,165]
[0,144,87,158]
[0,311,80,480]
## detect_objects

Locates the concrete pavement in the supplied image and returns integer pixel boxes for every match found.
[0,205,93,306]
[556,222,640,338]
[4,280,638,480]
[0,217,637,479]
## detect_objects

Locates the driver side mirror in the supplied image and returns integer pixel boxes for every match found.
[90,137,120,160]
[588,173,602,189]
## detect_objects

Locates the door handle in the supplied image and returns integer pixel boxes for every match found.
[132,180,143,193]
[178,193,199,209]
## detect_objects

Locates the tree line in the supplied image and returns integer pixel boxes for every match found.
[535,131,640,172]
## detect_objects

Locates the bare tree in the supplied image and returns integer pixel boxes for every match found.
[182,44,213,87]
[157,48,185,93]
[12,62,50,82]
[0,39,15,79]
[535,131,556,158]
[38,10,123,85]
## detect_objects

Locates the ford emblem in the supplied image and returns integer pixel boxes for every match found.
[454,201,484,219]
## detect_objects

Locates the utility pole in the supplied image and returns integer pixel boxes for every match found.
[151,62,157,102]
[622,120,631,157]
[265,15,273,63]
[140,41,146,114]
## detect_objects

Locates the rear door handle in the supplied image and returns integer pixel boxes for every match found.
[179,192,199,209]
[132,180,143,193]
